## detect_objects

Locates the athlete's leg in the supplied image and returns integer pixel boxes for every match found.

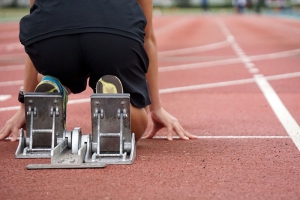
[25,35,89,94]
[82,33,151,141]
[96,75,148,141]
[130,105,148,141]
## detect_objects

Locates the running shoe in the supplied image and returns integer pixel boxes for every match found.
[96,75,123,94]
[35,76,68,128]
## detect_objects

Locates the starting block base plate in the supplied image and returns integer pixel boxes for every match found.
[26,162,106,170]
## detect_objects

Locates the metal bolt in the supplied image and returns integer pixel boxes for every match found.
[28,100,33,104]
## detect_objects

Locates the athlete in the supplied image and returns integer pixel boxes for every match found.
[0,0,197,142]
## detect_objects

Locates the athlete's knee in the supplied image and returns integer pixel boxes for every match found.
[130,105,148,141]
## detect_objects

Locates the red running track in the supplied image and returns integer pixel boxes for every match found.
[1,13,300,199]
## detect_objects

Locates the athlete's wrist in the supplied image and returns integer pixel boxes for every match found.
[18,89,24,104]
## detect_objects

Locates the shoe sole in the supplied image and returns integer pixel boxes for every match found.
[96,75,123,94]
[35,81,59,93]
[34,77,68,128]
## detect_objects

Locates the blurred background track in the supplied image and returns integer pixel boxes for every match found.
[0,4,300,200]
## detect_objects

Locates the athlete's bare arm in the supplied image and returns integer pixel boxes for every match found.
[0,55,38,141]
[137,0,197,140]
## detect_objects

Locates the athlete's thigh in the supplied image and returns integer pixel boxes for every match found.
[25,35,89,93]
[79,33,150,108]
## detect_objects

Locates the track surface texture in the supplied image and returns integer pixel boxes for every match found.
[1,13,300,199]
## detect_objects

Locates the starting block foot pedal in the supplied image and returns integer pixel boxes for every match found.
[86,93,136,165]
[15,92,65,158]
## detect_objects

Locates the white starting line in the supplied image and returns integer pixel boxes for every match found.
[5,135,291,141]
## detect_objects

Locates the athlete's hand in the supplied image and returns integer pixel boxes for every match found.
[0,106,25,141]
[144,107,197,141]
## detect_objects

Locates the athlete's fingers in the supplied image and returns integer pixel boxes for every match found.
[167,126,173,141]
[10,127,19,142]
[145,127,157,139]
[0,125,12,141]
[173,124,189,140]
[177,124,197,139]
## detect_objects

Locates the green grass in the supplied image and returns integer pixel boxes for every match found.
[0,7,30,22]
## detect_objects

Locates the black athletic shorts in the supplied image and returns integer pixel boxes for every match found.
[25,33,151,108]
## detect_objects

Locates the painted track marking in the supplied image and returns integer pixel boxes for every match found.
[217,19,300,151]
[158,48,300,72]
[2,46,299,70]
[158,40,230,57]
[1,71,300,112]
[1,17,299,146]
[6,135,291,141]
[0,95,11,101]
[148,136,291,139]
[255,74,300,151]
[0,65,24,72]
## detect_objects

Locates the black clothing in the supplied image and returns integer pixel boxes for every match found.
[21,1,151,108]
[20,0,147,46]
[25,33,151,108]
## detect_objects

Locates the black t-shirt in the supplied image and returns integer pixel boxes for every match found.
[19,0,147,46]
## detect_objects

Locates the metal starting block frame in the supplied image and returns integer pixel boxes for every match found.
[15,92,136,169]
[15,92,64,159]
[88,94,136,165]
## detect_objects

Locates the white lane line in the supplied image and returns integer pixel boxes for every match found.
[250,48,300,61]
[255,74,300,151]
[0,98,91,112]
[0,106,20,112]
[1,71,300,112]
[158,48,300,72]
[159,57,241,72]
[1,48,299,72]
[249,68,259,74]
[0,95,11,101]
[218,19,300,151]
[1,70,299,90]
[147,136,291,139]
[0,42,23,52]
[0,80,23,87]
[160,78,255,93]
[158,40,230,57]
[159,71,300,94]
[68,98,90,105]
[265,71,300,80]
[0,53,26,61]
[155,17,192,35]
[6,135,291,141]
[0,65,24,72]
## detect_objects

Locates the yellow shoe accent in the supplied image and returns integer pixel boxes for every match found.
[96,75,123,93]
[99,79,118,93]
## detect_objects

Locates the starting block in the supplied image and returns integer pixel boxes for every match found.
[15,92,136,169]
[15,92,64,158]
